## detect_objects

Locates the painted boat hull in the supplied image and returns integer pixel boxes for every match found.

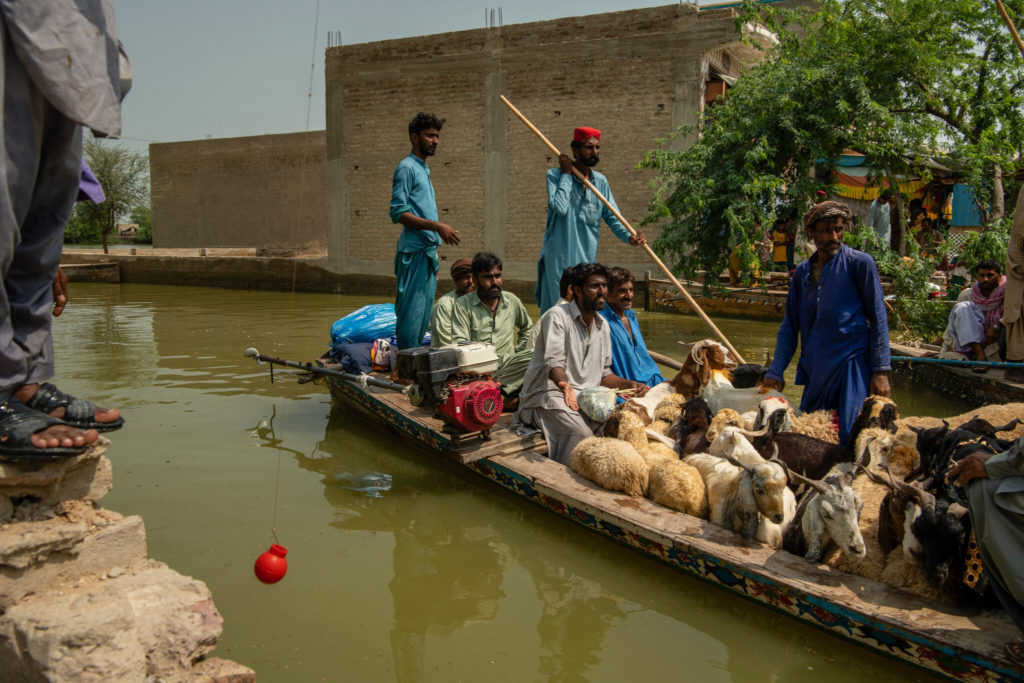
[324,369,1022,682]
[891,343,1024,405]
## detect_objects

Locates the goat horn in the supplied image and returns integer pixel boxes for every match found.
[773,456,830,494]
[856,436,876,470]
[737,424,770,440]
[895,479,936,510]
[720,452,755,474]
[855,463,898,491]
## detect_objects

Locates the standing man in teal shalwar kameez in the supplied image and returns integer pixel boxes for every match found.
[536,127,646,313]
[390,113,461,350]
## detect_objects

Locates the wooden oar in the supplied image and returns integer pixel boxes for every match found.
[649,349,683,371]
[995,0,1024,60]
[500,95,746,364]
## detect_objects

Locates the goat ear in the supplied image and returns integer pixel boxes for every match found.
[820,500,835,518]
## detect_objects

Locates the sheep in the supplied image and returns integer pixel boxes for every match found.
[603,401,652,441]
[625,381,677,422]
[668,340,737,398]
[605,408,649,453]
[647,419,672,436]
[705,408,747,445]
[648,458,708,518]
[668,397,712,456]
[848,395,899,445]
[790,409,839,443]
[780,462,867,563]
[653,393,687,423]
[684,448,789,541]
[888,428,921,478]
[569,437,649,497]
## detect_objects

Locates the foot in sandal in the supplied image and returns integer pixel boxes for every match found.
[14,382,124,432]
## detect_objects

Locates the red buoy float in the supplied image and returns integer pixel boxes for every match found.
[254,544,288,584]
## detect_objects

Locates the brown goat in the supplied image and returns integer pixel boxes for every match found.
[669,340,737,397]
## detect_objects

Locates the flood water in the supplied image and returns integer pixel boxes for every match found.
[51,283,965,682]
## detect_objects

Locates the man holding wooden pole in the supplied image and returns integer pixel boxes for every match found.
[536,127,646,313]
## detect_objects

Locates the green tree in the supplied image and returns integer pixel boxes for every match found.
[641,0,1024,287]
[130,206,152,244]
[73,139,150,253]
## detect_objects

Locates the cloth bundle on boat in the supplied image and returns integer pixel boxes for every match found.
[330,304,397,347]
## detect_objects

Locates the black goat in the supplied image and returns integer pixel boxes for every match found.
[750,429,854,481]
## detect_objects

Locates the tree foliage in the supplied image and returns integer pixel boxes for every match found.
[641,0,1024,287]
[68,139,150,253]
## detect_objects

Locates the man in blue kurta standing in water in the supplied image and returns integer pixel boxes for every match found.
[599,266,665,388]
[536,127,646,313]
[390,113,460,351]
[760,200,891,446]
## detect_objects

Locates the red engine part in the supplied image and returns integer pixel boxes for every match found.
[436,378,503,432]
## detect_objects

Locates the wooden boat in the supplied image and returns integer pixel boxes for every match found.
[646,275,788,320]
[322,363,1023,682]
[891,342,1024,405]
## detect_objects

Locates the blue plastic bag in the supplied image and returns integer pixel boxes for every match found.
[330,304,397,347]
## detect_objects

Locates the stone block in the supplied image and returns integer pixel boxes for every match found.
[0,440,113,520]
[0,582,148,682]
[0,511,147,608]
[0,559,227,682]
[191,658,256,683]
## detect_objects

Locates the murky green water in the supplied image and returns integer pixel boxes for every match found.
[51,283,963,682]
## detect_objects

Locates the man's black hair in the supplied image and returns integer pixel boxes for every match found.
[977,259,1002,274]
[607,266,633,292]
[409,112,444,137]
[572,263,609,288]
[471,251,502,275]
[570,140,582,153]
[558,266,576,299]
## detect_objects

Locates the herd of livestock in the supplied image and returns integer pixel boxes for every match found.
[567,340,1024,608]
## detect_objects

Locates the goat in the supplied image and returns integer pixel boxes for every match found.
[847,395,899,445]
[668,397,712,456]
[749,430,854,481]
[683,446,788,542]
[668,340,737,398]
[780,461,866,563]
[701,369,788,417]
[857,466,926,564]
[752,396,793,432]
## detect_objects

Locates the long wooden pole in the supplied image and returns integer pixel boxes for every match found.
[500,95,747,364]
[995,0,1024,60]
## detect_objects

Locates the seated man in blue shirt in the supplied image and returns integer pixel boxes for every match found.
[598,267,665,388]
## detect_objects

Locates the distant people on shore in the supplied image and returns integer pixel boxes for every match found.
[941,260,1006,371]
[536,126,645,313]
[390,112,459,352]
[866,188,893,249]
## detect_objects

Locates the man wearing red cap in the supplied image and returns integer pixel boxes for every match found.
[536,127,645,313]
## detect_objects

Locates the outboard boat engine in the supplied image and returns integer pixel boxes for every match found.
[395,343,504,436]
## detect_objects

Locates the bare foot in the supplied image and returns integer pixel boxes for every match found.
[22,423,99,449]
[13,383,121,426]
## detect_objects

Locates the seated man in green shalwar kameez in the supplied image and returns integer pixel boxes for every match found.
[450,252,533,404]
[949,436,1024,664]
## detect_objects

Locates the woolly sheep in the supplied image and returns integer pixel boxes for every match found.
[647,419,672,436]
[791,410,839,443]
[654,393,687,423]
[607,409,648,452]
[648,458,708,518]
[570,437,649,497]
[706,408,747,445]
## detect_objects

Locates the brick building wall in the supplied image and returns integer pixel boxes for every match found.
[150,131,326,252]
[325,4,767,292]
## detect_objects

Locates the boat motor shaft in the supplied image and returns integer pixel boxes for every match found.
[243,348,411,393]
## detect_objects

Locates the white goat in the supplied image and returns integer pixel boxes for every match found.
[781,462,867,563]
[702,369,789,417]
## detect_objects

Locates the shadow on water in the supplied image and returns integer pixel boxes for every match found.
[250,404,934,683]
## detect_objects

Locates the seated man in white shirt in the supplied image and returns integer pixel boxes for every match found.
[517,263,648,465]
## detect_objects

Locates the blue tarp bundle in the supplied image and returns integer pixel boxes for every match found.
[330,304,397,348]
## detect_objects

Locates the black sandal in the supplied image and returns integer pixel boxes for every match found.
[23,382,124,432]
[0,400,87,462]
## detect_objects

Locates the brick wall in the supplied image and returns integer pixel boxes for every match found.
[150,131,326,252]
[326,4,765,293]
